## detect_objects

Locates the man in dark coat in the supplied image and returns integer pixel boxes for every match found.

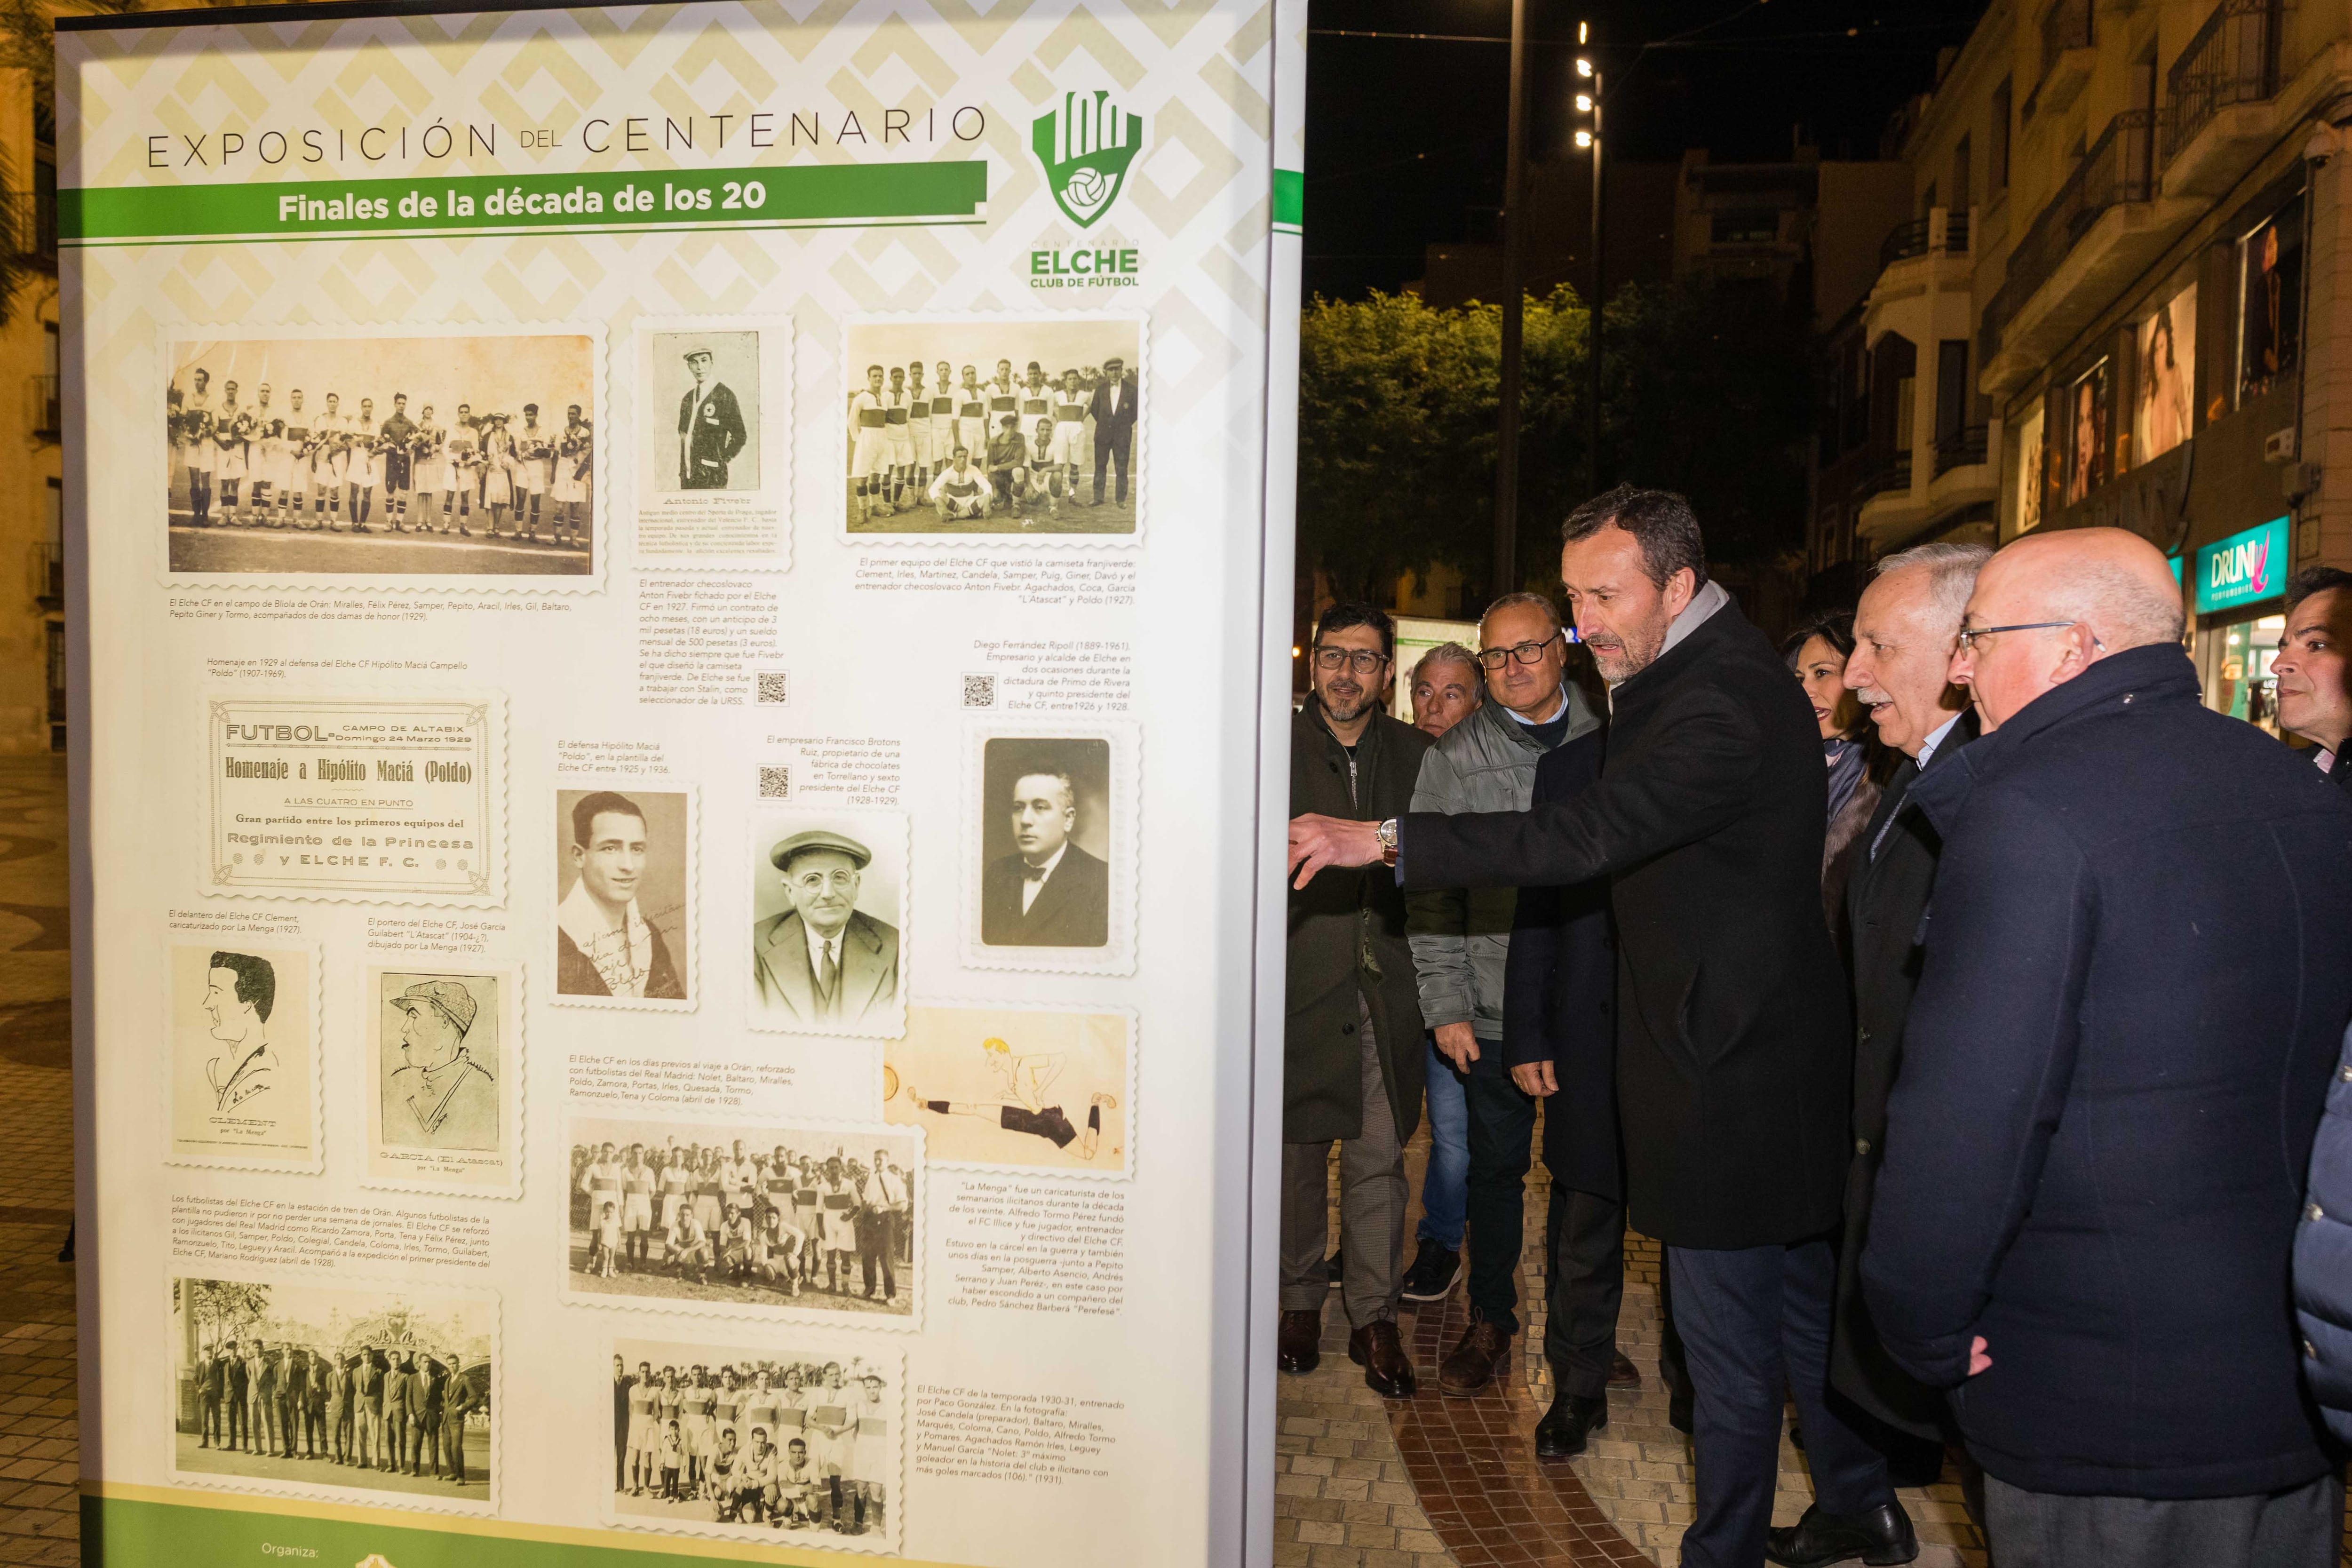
[2275,565,2352,795]
[1498,725,1623,1456]
[1866,528,2352,1568]
[676,347,747,489]
[198,1342,225,1448]
[1818,542,1987,1484]
[1085,355,1137,506]
[980,762,1111,946]
[1289,487,1908,1568]
[1280,602,1431,1397]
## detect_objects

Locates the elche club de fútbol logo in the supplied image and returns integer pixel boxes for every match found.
[1032,89,1144,229]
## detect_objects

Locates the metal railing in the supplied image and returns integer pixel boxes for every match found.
[1879,212,1971,269]
[33,542,60,607]
[2042,0,2093,79]
[1978,111,2155,363]
[28,374,56,442]
[2163,0,2281,163]
[1934,423,1991,477]
[0,193,56,269]
[1855,455,1914,503]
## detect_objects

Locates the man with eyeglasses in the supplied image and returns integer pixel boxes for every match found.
[754,830,900,1029]
[1278,602,1432,1398]
[1403,597,1627,1428]
[1865,526,2352,1568]
[1289,486,1904,1568]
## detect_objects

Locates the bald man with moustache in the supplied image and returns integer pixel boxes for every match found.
[1862,527,2352,1568]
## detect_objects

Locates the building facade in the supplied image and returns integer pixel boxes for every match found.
[1813,0,2352,731]
[0,60,60,755]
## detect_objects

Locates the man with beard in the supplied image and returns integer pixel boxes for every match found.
[1276,603,1431,1396]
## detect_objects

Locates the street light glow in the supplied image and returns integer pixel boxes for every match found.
[1575,93,1593,112]
[1574,129,1593,147]
[1575,56,1594,77]
[1578,20,1589,43]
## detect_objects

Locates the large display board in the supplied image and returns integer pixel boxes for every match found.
[63,1,1307,1562]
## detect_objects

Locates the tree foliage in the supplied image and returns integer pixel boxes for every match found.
[1297,276,1813,601]
[182,1279,271,1349]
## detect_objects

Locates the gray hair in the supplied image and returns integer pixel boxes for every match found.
[2042,560,2187,650]
[1411,643,1483,686]
[1875,541,1992,630]
[1478,591,1564,640]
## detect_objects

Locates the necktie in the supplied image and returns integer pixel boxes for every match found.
[819,939,840,1011]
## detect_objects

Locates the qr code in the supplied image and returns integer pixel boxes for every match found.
[756,671,791,705]
[759,766,792,800]
[961,674,997,709]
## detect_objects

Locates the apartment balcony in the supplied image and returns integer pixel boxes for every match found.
[2162,0,2281,197]
[1928,422,1997,513]
[1855,455,1930,542]
[28,375,56,444]
[1979,110,2200,398]
[2035,0,2096,119]
[32,543,59,611]
[0,193,56,273]
[1865,208,1976,357]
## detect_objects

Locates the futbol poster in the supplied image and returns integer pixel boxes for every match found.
[63,0,1307,1564]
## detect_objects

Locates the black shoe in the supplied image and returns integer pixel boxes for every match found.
[1437,1314,1509,1396]
[1607,1349,1641,1388]
[1325,1248,1343,1286]
[1398,1240,1462,1304]
[1764,1502,1918,1567]
[1348,1320,1417,1398]
[1277,1309,1321,1375]
[1533,1391,1607,1459]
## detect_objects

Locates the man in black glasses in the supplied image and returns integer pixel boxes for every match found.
[1289,486,1904,1568]
[1865,526,2352,1568]
[1279,602,1431,1398]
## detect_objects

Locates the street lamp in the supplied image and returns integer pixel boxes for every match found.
[1573,31,1603,495]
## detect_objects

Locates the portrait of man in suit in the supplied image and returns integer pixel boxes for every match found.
[979,742,1111,948]
[753,827,902,1031]
[676,346,749,490]
[555,789,691,1004]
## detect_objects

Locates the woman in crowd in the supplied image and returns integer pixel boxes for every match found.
[1784,611,1885,927]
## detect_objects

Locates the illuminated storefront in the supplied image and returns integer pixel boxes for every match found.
[2190,516,2291,731]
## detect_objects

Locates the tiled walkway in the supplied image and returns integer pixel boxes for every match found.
[0,757,79,1568]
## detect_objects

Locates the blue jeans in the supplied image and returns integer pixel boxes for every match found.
[1414,1034,1468,1250]
[1670,1238,1895,1568]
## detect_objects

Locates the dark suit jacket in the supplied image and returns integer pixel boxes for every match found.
[753,908,898,1024]
[1501,729,1621,1201]
[1403,598,1851,1248]
[1087,377,1138,449]
[1289,702,1431,1145]
[1827,709,1977,1441]
[678,382,747,488]
[982,843,1109,947]
[1864,645,2352,1498]
[556,922,684,1000]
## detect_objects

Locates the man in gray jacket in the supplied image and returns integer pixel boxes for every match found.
[1406,592,1609,1395]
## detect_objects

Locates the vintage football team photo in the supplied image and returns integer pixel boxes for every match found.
[171,1273,496,1511]
[166,330,597,578]
[567,1115,919,1321]
[610,1337,899,1550]
[841,316,1141,538]
[886,1003,1130,1176]
[555,786,695,1010]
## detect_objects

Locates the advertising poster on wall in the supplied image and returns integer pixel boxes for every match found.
[64,0,1308,1564]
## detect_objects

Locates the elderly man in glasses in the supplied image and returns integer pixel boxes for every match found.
[1864,526,2352,1568]
[1278,601,1433,1397]
[1404,596,1629,1430]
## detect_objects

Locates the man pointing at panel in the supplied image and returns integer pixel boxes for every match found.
[1289,485,1911,1568]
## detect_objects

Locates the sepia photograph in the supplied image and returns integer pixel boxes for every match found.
[886,1004,1129,1177]
[566,1115,919,1322]
[167,941,320,1172]
[841,316,1141,539]
[363,965,520,1196]
[171,1273,496,1512]
[647,330,759,492]
[166,329,599,580]
[609,1336,900,1551]
[747,808,906,1038]
[555,786,694,1010]
[977,736,1112,948]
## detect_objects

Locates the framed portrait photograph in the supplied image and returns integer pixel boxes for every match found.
[746,808,907,1039]
[632,317,794,571]
[363,964,522,1198]
[166,940,321,1173]
[554,785,696,1011]
[961,724,1137,975]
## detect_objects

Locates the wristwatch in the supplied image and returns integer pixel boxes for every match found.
[1375,818,1399,866]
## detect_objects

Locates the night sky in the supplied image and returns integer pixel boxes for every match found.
[1303,0,1990,300]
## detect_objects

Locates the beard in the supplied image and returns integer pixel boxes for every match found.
[1583,620,1668,684]
[1317,680,1373,723]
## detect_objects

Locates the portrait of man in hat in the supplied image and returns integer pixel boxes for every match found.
[752,823,902,1031]
[382,975,499,1152]
[675,342,749,491]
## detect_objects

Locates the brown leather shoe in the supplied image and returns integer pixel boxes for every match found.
[1608,1349,1641,1389]
[1438,1313,1510,1396]
[1278,1309,1322,1375]
[1348,1319,1417,1397]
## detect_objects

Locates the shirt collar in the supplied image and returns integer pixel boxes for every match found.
[1507,692,1570,726]
[804,918,850,971]
[1915,710,1965,769]
[1024,840,1070,880]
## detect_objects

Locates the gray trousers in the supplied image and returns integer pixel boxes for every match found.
[1984,1471,2343,1568]
[1279,1000,1406,1327]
